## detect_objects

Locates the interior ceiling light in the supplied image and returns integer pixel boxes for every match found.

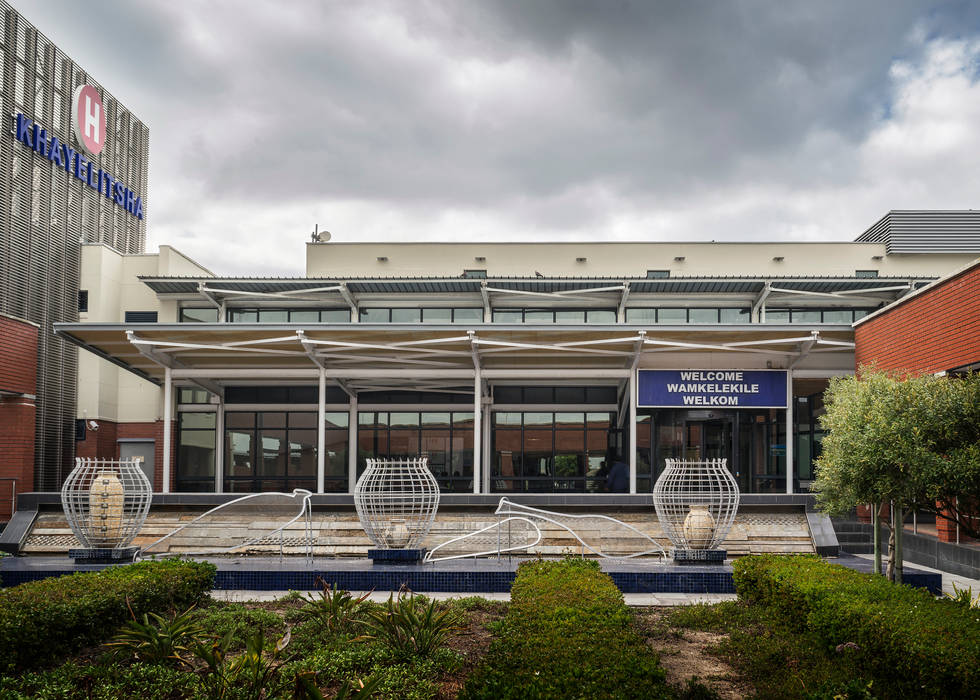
[772,256,784,262]
[576,257,587,262]
[475,256,486,262]
[674,256,685,262]
[377,256,388,262]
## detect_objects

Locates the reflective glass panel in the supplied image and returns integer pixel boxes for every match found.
[657,308,687,324]
[391,308,422,323]
[688,308,719,323]
[453,308,484,323]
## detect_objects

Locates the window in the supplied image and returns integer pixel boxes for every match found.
[625,308,750,324]
[358,411,473,492]
[176,412,216,492]
[178,388,211,404]
[492,308,617,324]
[855,270,879,278]
[124,311,158,323]
[225,308,351,323]
[763,308,875,324]
[223,385,347,404]
[223,411,347,493]
[179,307,218,323]
[491,412,613,492]
[492,385,617,405]
[646,270,670,279]
[359,307,484,323]
[78,290,88,313]
[462,269,487,279]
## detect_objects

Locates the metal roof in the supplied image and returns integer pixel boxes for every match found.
[856,211,980,254]
[140,275,933,297]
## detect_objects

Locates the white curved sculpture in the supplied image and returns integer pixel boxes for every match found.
[652,458,739,551]
[424,497,667,563]
[137,489,313,561]
[61,457,152,549]
[354,458,440,549]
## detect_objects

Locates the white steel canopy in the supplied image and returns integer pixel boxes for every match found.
[54,324,855,389]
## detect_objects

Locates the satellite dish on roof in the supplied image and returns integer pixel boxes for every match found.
[310,225,332,243]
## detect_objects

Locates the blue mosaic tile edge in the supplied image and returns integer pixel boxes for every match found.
[0,558,943,595]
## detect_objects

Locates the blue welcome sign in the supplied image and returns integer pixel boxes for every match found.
[638,370,787,408]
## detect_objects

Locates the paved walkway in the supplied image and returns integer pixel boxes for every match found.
[849,552,980,597]
[210,588,737,606]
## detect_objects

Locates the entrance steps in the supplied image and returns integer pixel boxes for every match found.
[21,508,815,558]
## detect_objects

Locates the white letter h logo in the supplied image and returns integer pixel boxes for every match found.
[84,96,100,144]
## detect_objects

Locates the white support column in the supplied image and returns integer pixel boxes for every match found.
[629,367,637,494]
[473,370,482,494]
[348,397,358,493]
[214,395,224,494]
[786,368,794,495]
[162,367,172,494]
[482,400,491,493]
[317,368,326,493]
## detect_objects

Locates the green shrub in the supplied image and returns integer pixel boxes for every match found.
[0,559,215,674]
[732,554,980,698]
[461,558,671,700]
[194,602,285,650]
[297,579,372,635]
[361,591,461,660]
[0,661,200,699]
[106,605,207,665]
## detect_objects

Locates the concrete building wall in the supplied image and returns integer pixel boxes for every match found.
[75,245,212,469]
[306,241,977,279]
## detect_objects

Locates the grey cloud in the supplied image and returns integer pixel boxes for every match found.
[15,0,980,275]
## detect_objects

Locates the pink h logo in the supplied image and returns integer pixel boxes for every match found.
[72,84,106,157]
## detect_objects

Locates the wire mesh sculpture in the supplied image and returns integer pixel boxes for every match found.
[652,458,740,551]
[138,489,313,563]
[61,457,152,549]
[354,458,440,549]
[424,497,667,563]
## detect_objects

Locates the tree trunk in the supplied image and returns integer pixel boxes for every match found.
[886,502,895,582]
[894,503,904,585]
[872,502,882,575]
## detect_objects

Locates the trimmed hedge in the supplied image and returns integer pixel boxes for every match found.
[461,559,671,700]
[733,554,980,698]
[0,559,216,674]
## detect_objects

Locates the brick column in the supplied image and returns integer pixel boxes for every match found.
[0,314,39,520]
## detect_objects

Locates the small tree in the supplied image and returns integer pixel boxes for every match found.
[813,369,980,580]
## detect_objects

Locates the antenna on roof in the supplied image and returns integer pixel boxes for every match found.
[310,224,331,243]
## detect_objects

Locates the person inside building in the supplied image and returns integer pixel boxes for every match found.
[606,457,628,493]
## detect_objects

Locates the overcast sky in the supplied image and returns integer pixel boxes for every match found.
[19,1,980,275]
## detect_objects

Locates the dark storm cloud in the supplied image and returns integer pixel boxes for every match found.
[14,1,980,274]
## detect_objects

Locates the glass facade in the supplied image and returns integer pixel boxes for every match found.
[171,382,829,495]
[357,411,474,492]
[176,412,216,492]
[223,411,348,493]
[635,408,787,493]
[491,412,613,492]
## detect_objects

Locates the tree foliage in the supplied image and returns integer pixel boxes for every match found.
[813,368,980,538]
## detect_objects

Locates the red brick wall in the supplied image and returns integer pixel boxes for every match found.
[0,316,37,519]
[75,420,175,492]
[74,419,119,460]
[0,398,35,519]
[0,315,38,395]
[855,262,980,375]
